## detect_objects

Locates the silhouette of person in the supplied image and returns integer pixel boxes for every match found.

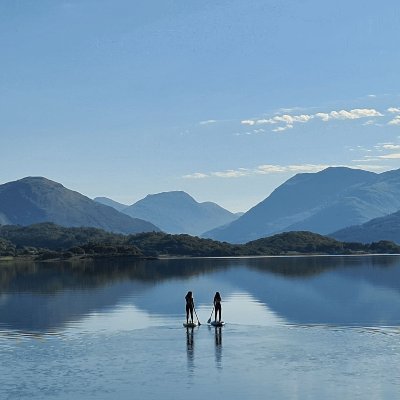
[214,291,222,322]
[185,291,194,324]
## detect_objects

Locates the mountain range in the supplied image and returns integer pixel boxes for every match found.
[204,167,400,243]
[95,191,241,236]
[0,177,159,234]
[2,167,400,244]
[331,209,400,244]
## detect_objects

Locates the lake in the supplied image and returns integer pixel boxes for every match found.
[1,255,400,399]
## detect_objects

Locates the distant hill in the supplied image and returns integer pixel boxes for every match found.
[0,177,159,234]
[204,167,400,243]
[1,223,399,258]
[94,197,128,212]
[331,210,400,244]
[122,191,240,235]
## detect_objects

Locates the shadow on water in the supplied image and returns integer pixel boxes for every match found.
[1,255,400,334]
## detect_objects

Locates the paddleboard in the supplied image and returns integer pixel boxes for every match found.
[183,322,198,328]
[210,321,225,327]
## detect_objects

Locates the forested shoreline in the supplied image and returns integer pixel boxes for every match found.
[1,223,399,262]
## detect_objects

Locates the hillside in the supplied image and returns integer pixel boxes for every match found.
[331,210,400,244]
[1,223,399,259]
[204,167,400,243]
[0,177,159,234]
[122,191,240,235]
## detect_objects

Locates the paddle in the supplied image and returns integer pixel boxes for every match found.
[207,305,215,324]
[193,305,201,326]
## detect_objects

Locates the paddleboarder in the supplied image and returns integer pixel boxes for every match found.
[185,291,195,324]
[214,291,222,322]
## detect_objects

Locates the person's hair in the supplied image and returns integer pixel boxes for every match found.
[187,291,192,296]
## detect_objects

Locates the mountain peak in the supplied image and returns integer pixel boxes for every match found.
[0,177,159,234]
[144,191,195,200]
[204,167,399,243]
[123,191,238,235]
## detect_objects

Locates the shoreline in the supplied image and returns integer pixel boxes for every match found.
[1,252,399,265]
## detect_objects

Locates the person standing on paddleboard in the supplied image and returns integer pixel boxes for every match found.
[214,292,222,322]
[185,291,195,324]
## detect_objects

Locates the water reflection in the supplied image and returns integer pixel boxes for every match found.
[1,255,400,336]
[214,327,222,370]
[186,327,195,374]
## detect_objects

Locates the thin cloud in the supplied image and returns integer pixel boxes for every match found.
[387,107,400,113]
[184,163,349,180]
[314,108,383,122]
[352,164,388,171]
[377,153,400,159]
[272,125,293,132]
[241,108,383,132]
[388,116,400,126]
[212,169,250,178]
[182,172,208,179]
[362,120,377,126]
[381,144,400,150]
[199,119,217,125]
[241,119,256,126]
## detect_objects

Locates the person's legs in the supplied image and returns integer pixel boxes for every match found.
[216,304,221,322]
[186,305,189,323]
[190,307,193,323]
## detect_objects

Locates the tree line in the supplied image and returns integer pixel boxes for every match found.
[0,223,399,260]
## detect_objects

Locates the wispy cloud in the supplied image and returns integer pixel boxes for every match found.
[182,172,208,179]
[212,169,250,178]
[272,125,293,132]
[377,152,400,159]
[387,107,400,113]
[314,108,383,122]
[352,141,400,164]
[185,163,343,179]
[352,164,388,171]
[199,119,217,125]
[380,144,400,150]
[388,116,400,126]
[241,108,384,132]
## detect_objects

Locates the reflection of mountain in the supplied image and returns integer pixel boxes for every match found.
[0,259,233,333]
[227,257,400,326]
[1,256,400,333]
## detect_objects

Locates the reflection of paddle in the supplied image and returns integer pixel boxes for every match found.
[207,305,215,324]
[193,306,201,326]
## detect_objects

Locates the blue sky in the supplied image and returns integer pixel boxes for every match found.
[1,0,400,212]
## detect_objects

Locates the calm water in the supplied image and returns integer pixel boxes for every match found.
[1,256,400,399]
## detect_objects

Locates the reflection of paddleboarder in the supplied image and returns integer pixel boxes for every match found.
[185,291,194,324]
[214,291,222,322]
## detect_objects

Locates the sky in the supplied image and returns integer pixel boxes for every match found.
[1,0,400,212]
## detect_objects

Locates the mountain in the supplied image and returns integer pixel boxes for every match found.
[122,191,240,235]
[0,177,159,234]
[94,197,128,212]
[204,167,400,243]
[331,209,400,244]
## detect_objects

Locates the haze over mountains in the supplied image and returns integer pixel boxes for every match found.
[96,191,240,236]
[205,167,400,243]
[0,177,159,234]
[93,197,128,212]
